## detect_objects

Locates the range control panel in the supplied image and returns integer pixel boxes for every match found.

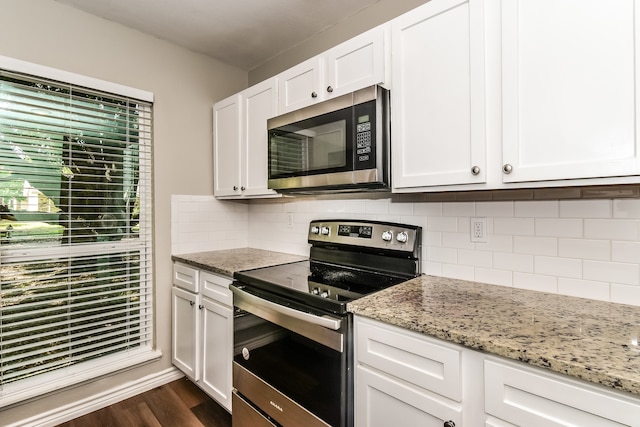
[308,219,421,256]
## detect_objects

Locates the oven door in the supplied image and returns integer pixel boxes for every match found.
[231,284,352,427]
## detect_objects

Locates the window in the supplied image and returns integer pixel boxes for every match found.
[0,57,155,406]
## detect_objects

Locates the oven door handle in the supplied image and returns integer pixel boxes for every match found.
[231,285,344,352]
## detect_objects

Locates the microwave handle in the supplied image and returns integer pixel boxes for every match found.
[231,284,343,352]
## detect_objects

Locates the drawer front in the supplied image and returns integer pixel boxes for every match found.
[355,316,461,401]
[355,364,462,427]
[200,271,232,305]
[232,391,278,427]
[173,263,199,293]
[485,358,640,426]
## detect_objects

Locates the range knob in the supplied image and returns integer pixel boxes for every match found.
[311,287,320,295]
[321,226,330,236]
[381,230,393,242]
[310,226,320,234]
[396,231,409,243]
[320,290,329,298]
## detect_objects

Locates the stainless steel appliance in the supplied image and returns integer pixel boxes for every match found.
[231,219,422,427]
[267,85,390,193]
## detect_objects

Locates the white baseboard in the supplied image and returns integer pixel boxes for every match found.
[9,367,185,427]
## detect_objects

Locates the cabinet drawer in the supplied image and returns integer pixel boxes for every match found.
[355,364,461,427]
[200,271,232,306]
[485,358,640,426]
[173,263,199,293]
[355,316,461,401]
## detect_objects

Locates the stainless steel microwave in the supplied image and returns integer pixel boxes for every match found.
[267,85,390,193]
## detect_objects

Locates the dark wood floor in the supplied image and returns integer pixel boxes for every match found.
[57,377,232,427]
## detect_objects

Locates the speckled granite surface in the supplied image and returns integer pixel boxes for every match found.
[171,248,307,278]
[348,275,640,397]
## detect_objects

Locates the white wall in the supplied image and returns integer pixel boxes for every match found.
[0,0,247,424]
[172,194,640,306]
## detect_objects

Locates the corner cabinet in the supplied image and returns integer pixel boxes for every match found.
[390,0,487,190]
[355,315,640,427]
[213,79,280,199]
[500,0,640,184]
[172,263,233,412]
[278,24,389,113]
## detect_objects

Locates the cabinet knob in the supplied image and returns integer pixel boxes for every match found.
[311,91,318,98]
[502,163,513,174]
[189,301,195,306]
[241,186,246,191]
[198,304,204,310]
[471,165,480,175]
[326,86,334,93]
[233,185,238,191]
[444,421,455,427]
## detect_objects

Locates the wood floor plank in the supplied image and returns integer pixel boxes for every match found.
[167,377,209,409]
[54,379,231,427]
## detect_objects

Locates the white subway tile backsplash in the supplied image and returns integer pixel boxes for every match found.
[534,256,582,279]
[513,272,558,293]
[458,249,492,268]
[535,218,583,238]
[476,201,514,217]
[494,252,534,273]
[558,238,610,261]
[612,241,640,263]
[611,284,640,306]
[514,236,558,256]
[613,199,640,219]
[583,260,639,286]
[172,194,640,305]
[475,268,513,287]
[494,217,535,236]
[584,219,640,241]
[560,199,612,218]
[515,200,559,218]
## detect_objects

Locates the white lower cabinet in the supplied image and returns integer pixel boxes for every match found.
[484,358,640,427]
[172,263,233,412]
[355,315,640,427]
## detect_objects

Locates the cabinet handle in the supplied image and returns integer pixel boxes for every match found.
[198,304,204,310]
[444,421,455,427]
[189,301,195,306]
[471,165,480,175]
[241,186,246,191]
[326,86,334,93]
[311,91,318,98]
[502,163,513,174]
[233,185,238,191]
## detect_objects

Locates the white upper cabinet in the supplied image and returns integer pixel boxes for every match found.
[391,0,487,190]
[241,79,279,197]
[213,79,280,199]
[278,25,388,113]
[501,0,640,183]
[213,93,242,197]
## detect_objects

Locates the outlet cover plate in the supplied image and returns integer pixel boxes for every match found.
[471,217,487,243]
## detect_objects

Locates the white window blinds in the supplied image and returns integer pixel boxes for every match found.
[0,65,154,405]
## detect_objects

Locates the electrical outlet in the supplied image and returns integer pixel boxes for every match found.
[470,217,487,243]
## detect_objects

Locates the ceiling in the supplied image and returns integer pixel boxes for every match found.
[53,0,380,71]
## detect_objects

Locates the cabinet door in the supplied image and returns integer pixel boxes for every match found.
[278,56,323,113]
[391,0,486,190]
[355,365,462,427]
[199,297,233,412]
[501,0,640,183]
[213,93,242,197]
[242,79,280,197]
[324,24,387,98]
[172,287,200,381]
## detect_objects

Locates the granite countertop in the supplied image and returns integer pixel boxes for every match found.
[348,275,640,397]
[172,248,307,277]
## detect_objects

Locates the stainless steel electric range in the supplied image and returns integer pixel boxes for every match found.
[230,219,422,427]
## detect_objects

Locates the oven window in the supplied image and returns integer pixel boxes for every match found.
[234,312,344,427]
